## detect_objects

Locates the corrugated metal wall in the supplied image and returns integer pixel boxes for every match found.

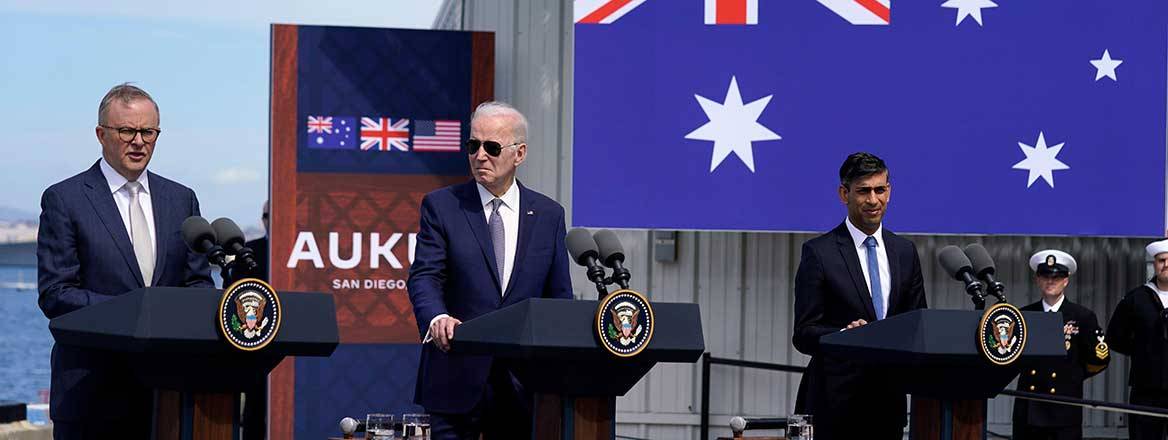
[435,1,1155,438]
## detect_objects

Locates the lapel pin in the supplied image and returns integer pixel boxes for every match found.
[526,210,534,215]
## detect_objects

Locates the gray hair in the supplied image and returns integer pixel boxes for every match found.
[470,101,528,143]
[97,83,159,124]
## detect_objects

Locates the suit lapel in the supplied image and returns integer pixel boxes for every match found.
[834,225,876,321]
[503,183,536,299]
[458,182,501,292]
[82,164,145,287]
[148,173,168,286]
[882,229,902,315]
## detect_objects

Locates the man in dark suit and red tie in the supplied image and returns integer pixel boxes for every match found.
[792,152,928,440]
[408,101,573,440]
[37,83,214,439]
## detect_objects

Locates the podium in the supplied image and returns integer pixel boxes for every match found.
[819,309,1065,440]
[49,287,338,440]
[452,298,705,440]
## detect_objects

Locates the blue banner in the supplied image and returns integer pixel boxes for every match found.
[573,0,1166,236]
[297,26,471,176]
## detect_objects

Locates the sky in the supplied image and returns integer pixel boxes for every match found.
[0,0,445,230]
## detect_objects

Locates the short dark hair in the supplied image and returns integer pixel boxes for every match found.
[839,152,889,187]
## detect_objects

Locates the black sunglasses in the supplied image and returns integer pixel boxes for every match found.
[464,139,521,157]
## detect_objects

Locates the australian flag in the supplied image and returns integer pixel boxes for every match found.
[573,1,1168,237]
[306,116,357,149]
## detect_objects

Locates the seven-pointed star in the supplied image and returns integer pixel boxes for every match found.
[941,0,998,26]
[1012,132,1070,188]
[1090,49,1123,81]
[684,76,781,173]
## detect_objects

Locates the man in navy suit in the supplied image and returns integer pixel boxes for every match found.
[408,101,573,440]
[792,152,927,440]
[37,83,213,439]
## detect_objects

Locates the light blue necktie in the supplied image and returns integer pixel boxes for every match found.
[864,236,884,320]
[488,198,505,288]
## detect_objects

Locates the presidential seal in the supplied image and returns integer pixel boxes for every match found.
[219,278,282,351]
[978,302,1027,366]
[596,289,654,358]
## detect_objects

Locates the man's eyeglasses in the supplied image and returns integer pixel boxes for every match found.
[464,139,521,157]
[100,125,161,143]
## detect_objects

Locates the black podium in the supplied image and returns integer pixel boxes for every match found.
[49,287,338,440]
[452,298,705,440]
[819,309,1065,440]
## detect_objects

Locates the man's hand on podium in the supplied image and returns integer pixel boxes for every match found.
[429,316,462,352]
[845,319,869,330]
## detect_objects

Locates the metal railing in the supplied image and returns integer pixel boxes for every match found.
[697,352,1168,440]
[699,353,806,440]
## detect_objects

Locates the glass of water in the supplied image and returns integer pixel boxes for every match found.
[787,414,813,440]
[366,413,395,440]
[402,413,431,439]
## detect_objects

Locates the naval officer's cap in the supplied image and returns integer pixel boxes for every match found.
[1029,249,1076,277]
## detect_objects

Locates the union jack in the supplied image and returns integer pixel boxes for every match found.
[360,117,410,151]
[307,116,333,134]
[574,0,647,24]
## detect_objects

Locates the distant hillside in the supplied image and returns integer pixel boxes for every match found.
[0,206,36,222]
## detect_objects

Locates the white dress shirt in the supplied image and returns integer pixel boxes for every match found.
[476,182,520,295]
[99,159,156,255]
[844,218,891,318]
[424,181,522,343]
[1041,294,1065,312]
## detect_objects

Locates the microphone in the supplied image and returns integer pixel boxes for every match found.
[210,218,259,285]
[566,228,609,296]
[963,243,1007,304]
[181,216,227,268]
[339,417,359,438]
[938,245,987,309]
[211,218,258,273]
[593,229,631,289]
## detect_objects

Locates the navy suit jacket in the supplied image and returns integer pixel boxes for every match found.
[408,180,573,413]
[36,161,213,421]
[791,223,927,437]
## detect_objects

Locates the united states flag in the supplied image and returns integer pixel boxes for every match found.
[413,120,462,152]
[360,117,410,151]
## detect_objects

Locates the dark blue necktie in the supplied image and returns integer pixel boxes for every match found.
[864,236,884,320]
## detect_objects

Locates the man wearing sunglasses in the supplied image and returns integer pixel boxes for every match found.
[409,101,573,439]
[36,83,213,439]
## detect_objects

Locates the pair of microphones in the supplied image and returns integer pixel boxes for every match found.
[566,229,630,297]
[181,216,258,282]
[938,243,1007,309]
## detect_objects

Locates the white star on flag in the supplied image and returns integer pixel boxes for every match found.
[685,76,781,173]
[941,0,997,27]
[1090,49,1123,81]
[1012,132,1069,188]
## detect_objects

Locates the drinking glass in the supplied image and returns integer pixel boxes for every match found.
[366,413,395,440]
[402,413,431,439]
